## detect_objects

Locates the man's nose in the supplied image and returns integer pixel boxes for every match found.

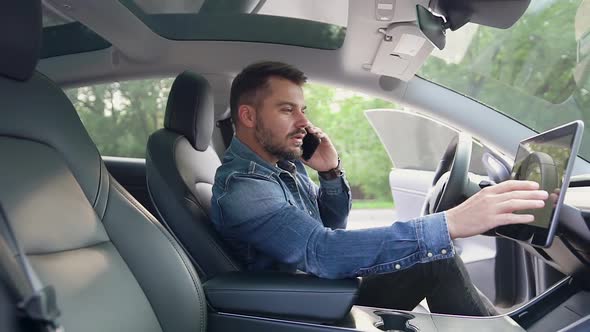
[295,109,310,128]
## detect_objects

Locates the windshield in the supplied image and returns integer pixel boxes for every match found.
[419,0,590,161]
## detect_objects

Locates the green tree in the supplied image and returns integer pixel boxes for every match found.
[419,0,590,158]
[67,78,172,157]
[304,83,397,201]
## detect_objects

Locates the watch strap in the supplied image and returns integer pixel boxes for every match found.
[318,159,343,180]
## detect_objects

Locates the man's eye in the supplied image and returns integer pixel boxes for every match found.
[283,108,293,113]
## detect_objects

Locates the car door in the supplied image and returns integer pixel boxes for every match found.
[365,108,500,304]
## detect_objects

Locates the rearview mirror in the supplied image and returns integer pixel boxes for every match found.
[416,5,447,50]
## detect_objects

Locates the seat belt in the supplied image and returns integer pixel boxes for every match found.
[216,117,234,148]
[0,203,63,332]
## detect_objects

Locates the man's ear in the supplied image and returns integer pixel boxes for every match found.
[238,105,257,129]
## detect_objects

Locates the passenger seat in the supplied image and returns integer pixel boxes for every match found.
[146,71,241,280]
[0,2,206,331]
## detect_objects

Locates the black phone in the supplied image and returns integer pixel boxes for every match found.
[301,133,321,161]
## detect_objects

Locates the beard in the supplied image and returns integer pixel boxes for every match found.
[255,119,303,161]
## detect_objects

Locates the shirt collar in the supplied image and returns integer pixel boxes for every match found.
[227,137,294,175]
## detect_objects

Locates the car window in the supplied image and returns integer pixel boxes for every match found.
[303,83,395,210]
[364,109,487,175]
[66,78,173,158]
[303,84,488,212]
[418,0,590,161]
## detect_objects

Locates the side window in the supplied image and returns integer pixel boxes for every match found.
[365,109,488,221]
[66,78,174,157]
[303,84,396,213]
[364,109,487,175]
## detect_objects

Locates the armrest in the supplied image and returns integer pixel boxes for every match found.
[203,271,360,323]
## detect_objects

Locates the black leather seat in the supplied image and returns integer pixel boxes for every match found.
[146,71,241,280]
[0,2,206,331]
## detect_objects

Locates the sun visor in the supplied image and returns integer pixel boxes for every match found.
[369,23,434,81]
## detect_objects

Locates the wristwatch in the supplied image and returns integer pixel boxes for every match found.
[318,158,343,180]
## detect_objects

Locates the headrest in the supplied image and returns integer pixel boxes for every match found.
[0,72,106,210]
[0,0,42,81]
[164,71,215,152]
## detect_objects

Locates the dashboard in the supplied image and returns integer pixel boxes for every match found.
[521,177,590,278]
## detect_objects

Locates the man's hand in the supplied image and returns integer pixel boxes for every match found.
[303,125,339,172]
[446,180,549,239]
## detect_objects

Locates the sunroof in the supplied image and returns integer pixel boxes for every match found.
[41,4,111,58]
[120,0,348,50]
[127,0,347,26]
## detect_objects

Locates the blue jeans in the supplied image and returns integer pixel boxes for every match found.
[356,255,497,316]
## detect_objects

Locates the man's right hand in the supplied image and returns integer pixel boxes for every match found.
[446,180,549,239]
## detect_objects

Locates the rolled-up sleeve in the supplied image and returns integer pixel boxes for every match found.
[216,174,454,279]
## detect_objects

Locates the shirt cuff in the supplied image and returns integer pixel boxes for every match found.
[318,174,349,195]
[415,212,455,262]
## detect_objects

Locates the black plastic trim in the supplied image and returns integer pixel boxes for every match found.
[41,23,111,58]
[204,272,359,324]
[509,277,578,329]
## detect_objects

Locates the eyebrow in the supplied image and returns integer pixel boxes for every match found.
[276,101,307,111]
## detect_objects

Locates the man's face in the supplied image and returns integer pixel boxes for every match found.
[254,77,309,161]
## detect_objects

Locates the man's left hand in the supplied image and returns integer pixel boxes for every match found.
[303,126,339,172]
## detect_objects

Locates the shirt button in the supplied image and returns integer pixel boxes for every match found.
[441,249,448,255]
[309,211,313,215]
[395,264,401,270]
[427,252,433,258]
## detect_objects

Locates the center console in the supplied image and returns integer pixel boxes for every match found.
[203,271,526,332]
[207,305,525,332]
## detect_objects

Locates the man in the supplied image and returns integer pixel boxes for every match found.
[211,61,548,316]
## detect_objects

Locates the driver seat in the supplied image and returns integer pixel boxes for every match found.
[0,2,206,331]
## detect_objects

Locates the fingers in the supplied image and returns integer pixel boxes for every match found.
[497,213,535,225]
[495,189,549,202]
[496,198,545,213]
[487,180,540,194]
[493,189,548,213]
[306,125,328,140]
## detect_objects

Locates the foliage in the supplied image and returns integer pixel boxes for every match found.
[419,0,590,158]
[303,84,396,201]
[67,78,172,158]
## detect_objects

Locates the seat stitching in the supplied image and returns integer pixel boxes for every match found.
[144,161,209,278]
[27,239,111,256]
[111,178,207,332]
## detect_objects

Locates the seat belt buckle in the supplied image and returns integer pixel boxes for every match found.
[18,285,63,332]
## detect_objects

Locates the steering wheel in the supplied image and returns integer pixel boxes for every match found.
[421,133,473,216]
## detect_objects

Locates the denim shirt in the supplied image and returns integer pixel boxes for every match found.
[211,137,455,279]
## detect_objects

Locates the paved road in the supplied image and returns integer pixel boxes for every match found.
[347,209,397,230]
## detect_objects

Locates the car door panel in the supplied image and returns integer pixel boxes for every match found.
[389,168,433,220]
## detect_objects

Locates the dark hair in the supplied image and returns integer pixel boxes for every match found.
[230,61,307,126]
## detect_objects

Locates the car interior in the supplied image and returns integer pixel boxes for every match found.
[2,0,590,331]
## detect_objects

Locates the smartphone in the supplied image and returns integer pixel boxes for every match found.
[301,133,321,161]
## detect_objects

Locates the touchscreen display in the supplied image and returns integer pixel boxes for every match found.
[511,133,575,228]
[497,121,583,247]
